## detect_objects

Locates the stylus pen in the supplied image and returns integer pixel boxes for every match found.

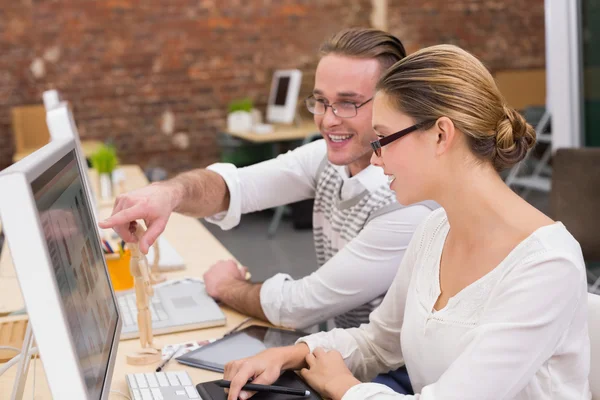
[215,380,310,397]
[156,345,180,372]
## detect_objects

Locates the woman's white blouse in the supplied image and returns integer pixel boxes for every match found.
[299,208,591,399]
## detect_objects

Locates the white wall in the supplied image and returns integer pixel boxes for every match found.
[545,0,584,149]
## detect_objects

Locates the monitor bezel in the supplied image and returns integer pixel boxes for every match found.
[0,138,121,399]
[266,69,302,124]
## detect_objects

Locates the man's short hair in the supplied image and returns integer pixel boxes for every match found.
[319,28,407,71]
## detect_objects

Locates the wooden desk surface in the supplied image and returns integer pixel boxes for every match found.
[0,165,257,399]
[225,122,318,143]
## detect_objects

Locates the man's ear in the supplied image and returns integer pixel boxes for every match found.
[434,117,456,156]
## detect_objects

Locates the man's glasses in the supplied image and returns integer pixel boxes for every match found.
[305,96,372,118]
[370,120,434,157]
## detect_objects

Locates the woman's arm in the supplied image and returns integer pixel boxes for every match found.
[340,252,587,399]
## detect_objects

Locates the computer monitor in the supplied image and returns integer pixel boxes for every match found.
[266,69,302,124]
[0,138,121,399]
[42,91,184,270]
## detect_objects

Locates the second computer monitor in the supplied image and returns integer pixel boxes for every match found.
[266,69,302,124]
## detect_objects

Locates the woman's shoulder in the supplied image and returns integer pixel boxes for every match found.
[500,222,587,288]
[408,207,449,254]
[419,206,448,236]
[528,222,586,266]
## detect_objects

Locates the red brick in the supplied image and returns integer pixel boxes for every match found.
[0,0,543,175]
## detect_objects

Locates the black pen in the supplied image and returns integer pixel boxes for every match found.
[214,380,310,397]
[156,345,180,372]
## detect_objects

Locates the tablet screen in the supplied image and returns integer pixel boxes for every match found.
[176,325,307,372]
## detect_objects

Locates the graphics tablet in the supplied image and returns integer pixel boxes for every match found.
[176,325,308,372]
[196,370,323,400]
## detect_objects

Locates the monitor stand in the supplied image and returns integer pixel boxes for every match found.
[10,321,37,400]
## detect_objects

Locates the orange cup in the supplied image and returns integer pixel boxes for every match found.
[105,249,134,291]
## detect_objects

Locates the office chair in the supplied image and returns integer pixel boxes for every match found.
[549,148,600,292]
[11,105,51,163]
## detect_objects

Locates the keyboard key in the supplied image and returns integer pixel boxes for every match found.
[151,387,164,400]
[176,371,192,386]
[155,372,169,387]
[145,372,159,388]
[132,389,142,400]
[166,371,180,386]
[185,386,200,399]
[135,373,148,388]
[140,388,153,400]
[127,374,138,389]
[175,390,186,396]
[127,296,136,309]
[157,310,168,321]
[124,314,134,326]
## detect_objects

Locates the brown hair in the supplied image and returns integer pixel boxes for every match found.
[319,28,407,72]
[377,44,536,171]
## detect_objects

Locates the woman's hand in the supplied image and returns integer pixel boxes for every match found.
[300,348,361,400]
[224,344,310,400]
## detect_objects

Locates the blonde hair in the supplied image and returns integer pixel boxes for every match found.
[377,44,536,171]
[319,28,407,71]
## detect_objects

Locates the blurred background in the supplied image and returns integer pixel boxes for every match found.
[0,0,598,281]
[0,0,552,173]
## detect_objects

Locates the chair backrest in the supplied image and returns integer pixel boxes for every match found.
[11,105,50,161]
[588,293,600,398]
[550,148,600,262]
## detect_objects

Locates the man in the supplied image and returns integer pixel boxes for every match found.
[100,28,436,331]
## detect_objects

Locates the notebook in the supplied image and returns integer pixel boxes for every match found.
[146,236,186,271]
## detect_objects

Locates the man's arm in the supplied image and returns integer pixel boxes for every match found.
[101,139,325,253]
[165,169,230,217]
[260,205,434,329]
[218,280,268,321]
[99,169,229,253]
[203,205,433,328]
[203,260,268,321]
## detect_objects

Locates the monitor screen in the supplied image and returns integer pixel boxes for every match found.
[32,150,118,398]
[274,76,290,106]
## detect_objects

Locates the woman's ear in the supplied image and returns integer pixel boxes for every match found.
[434,117,456,156]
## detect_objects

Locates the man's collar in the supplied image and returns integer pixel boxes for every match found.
[331,163,387,191]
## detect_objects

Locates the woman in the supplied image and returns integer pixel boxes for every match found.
[223,45,590,400]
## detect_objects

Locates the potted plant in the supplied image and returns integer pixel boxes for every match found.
[90,144,119,199]
[227,97,254,132]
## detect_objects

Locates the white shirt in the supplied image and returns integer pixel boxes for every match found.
[299,208,591,399]
[206,140,432,329]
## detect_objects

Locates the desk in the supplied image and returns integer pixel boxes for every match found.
[225,122,318,144]
[0,165,262,399]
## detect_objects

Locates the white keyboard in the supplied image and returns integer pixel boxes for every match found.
[126,370,203,400]
[118,292,169,328]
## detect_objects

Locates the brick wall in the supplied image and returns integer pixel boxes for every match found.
[388,0,545,70]
[0,0,544,174]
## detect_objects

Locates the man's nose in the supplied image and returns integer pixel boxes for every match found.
[322,106,341,127]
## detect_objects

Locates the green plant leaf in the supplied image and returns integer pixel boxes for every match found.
[90,144,119,174]
[227,97,254,113]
